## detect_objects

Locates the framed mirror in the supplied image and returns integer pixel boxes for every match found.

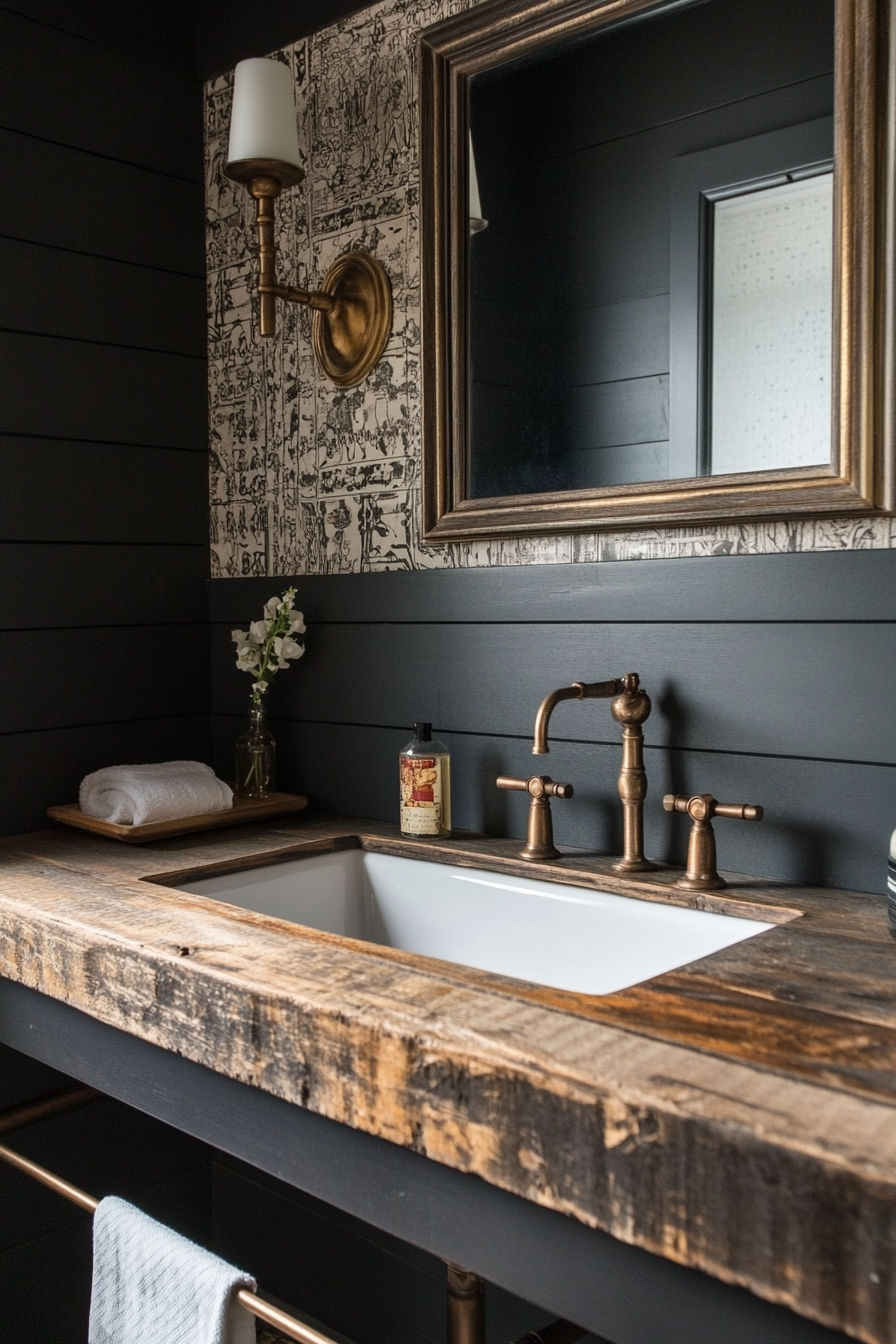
[420,0,893,543]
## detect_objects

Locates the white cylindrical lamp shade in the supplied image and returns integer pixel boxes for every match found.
[227,57,302,168]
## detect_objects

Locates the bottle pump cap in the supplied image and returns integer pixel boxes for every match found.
[415,722,432,742]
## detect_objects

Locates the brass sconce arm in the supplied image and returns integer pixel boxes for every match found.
[262,282,334,311]
[224,157,393,386]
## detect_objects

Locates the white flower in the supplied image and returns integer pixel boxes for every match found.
[233,589,305,689]
[273,635,304,668]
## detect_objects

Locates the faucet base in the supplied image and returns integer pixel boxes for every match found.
[673,872,727,891]
[519,840,562,862]
[611,856,656,874]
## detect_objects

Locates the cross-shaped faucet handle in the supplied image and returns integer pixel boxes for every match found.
[663,793,764,890]
[496,775,574,860]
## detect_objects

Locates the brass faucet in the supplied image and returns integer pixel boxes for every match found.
[663,793,763,890]
[500,674,654,869]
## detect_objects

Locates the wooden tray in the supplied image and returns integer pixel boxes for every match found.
[47,792,308,843]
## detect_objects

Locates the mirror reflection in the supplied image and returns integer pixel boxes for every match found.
[468,0,835,500]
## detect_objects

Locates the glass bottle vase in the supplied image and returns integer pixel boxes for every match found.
[236,696,275,799]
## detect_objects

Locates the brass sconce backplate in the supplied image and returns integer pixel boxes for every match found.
[313,252,394,388]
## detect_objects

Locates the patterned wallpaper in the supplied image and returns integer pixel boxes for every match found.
[203,0,894,577]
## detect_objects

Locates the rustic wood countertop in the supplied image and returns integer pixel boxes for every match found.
[0,818,893,1342]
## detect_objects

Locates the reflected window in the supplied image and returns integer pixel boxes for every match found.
[710,172,832,474]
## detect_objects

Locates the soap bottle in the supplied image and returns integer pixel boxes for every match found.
[400,722,451,837]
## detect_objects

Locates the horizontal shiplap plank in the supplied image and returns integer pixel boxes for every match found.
[0,543,208,628]
[553,0,833,154]
[0,333,207,447]
[547,77,834,309]
[0,9,201,180]
[4,0,197,75]
[209,622,896,766]
[0,239,206,356]
[0,713,211,836]
[0,625,209,733]
[568,441,669,487]
[565,375,668,450]
[562,296,669,387]
[210,717,891,895]
[0,437,208,543]
[0,130,204,274]
[207,551,896,626]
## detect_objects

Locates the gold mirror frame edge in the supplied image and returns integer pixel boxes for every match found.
[419,0,895,544]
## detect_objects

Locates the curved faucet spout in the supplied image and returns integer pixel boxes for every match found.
[532,679,622,754]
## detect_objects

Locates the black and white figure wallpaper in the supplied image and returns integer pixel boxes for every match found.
[203,0,894,578]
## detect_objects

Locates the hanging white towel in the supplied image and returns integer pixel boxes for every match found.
[79,761,233,826]
[89,1196,256,1344]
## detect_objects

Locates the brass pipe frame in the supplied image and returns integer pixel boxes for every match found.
[513,1320,592,1344]
[0,1134,338,1344]
[446,1262,485,1344]
[0,1082,101,1135]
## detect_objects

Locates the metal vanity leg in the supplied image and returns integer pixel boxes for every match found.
[446,1261,485,1344]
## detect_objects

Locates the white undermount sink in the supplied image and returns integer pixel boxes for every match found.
[174,850,775,996]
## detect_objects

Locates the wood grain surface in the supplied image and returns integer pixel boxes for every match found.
[0,819,893,1343]
[46,793,308,843]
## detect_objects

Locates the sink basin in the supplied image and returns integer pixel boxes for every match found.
[174,850,775,996]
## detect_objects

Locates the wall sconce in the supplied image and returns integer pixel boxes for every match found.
[224,58,392,387]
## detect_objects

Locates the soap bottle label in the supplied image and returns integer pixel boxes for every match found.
[400,756,445,836]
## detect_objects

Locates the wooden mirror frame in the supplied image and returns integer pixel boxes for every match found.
[420,0,894,543]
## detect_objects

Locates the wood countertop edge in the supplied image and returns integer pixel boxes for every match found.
[0,820,894,1342]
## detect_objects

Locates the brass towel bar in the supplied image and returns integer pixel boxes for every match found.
[0,1085,341,1344]
[0,1084,597,1344]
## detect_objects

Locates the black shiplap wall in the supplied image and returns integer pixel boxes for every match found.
[211,552,896,898]
[0,1,210,837]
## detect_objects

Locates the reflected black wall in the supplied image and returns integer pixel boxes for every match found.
[468,0,834,498]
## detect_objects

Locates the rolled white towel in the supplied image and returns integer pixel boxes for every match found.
[79,761,233,827]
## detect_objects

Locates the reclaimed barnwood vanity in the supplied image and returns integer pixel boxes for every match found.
[0,816,893,1344]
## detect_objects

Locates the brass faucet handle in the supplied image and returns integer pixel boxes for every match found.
[497,775,574,799]
[663,793,763,890]
[663,793,763,822]
[496,775,573,861]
